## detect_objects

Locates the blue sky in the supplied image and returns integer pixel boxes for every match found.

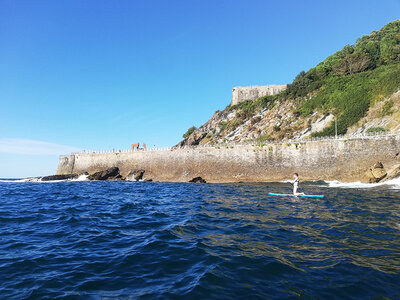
[1,0,399,178]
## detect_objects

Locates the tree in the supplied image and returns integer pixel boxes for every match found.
[364,40,380,67]
[380,36,398,64]
[183,126,197,138]
[333,52,371,75]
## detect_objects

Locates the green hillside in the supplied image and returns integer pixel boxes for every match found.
[232,20,400,136]
[181,20,400,146]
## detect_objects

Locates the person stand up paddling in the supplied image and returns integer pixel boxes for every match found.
[293,173,305,196]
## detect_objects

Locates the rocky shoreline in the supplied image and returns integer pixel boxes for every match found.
[28,167,207,183]
[30,159,400,184]
[366,161,400,183]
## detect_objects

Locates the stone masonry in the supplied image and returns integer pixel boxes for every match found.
[57,135,400,183]
[231,84,287,106]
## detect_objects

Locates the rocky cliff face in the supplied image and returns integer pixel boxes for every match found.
[178,98,331,146]
[178,88,400,147]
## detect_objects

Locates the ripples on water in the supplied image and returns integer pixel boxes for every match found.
[0,181,399,299]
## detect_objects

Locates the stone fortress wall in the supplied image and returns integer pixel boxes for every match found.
[57,135,400,183]
[231,84,288,106]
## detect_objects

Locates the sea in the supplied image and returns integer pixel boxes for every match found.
[0,178,400,299]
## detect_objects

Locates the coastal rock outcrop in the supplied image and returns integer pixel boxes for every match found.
[41,174,79,181]
[385,164,400,181]
[127,169,146,181]
[366,162,387,183]
[88,167,122,181]
[186,132,208,146]
[189,177,207,183]
[178,132,208,147]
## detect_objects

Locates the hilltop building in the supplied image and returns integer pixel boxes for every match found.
[231,84,287,106]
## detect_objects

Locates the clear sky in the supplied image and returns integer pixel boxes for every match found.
[1,0,399,178]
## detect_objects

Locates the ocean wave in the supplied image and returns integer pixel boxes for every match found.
[71,174,89,181]
[0,174,90,183]
[321,177,400,189]
[0,178,31,183]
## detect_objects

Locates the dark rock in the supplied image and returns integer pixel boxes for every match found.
[189,176,206,183]
[88,167,121,180]
[144,179,153,182]
[41,174,78,181]
[112,174,123,180]
[177,132,208,147]
[127,169,146,181]
[186,132,207,146]
[176,140,186,148]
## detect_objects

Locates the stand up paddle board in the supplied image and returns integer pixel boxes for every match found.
[268,192,324,198]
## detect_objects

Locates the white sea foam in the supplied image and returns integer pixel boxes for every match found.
[324,177,400,189]
[0,178,40,183]
[22,178,41,182]
[1,174,90,183]
[72,174,89,181]
[0,179,25,183]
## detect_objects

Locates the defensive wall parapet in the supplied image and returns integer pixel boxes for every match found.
[57,134,400,183]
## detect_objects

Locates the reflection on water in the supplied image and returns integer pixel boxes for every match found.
[172,182,400,275]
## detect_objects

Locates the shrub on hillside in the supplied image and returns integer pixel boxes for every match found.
[380,99,394,116]
[366,127,389,133]
[183,126,197,138]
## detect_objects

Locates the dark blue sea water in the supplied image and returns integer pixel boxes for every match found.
[0,180,399,299]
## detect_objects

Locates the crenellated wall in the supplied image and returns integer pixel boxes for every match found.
[56,135,400,183]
